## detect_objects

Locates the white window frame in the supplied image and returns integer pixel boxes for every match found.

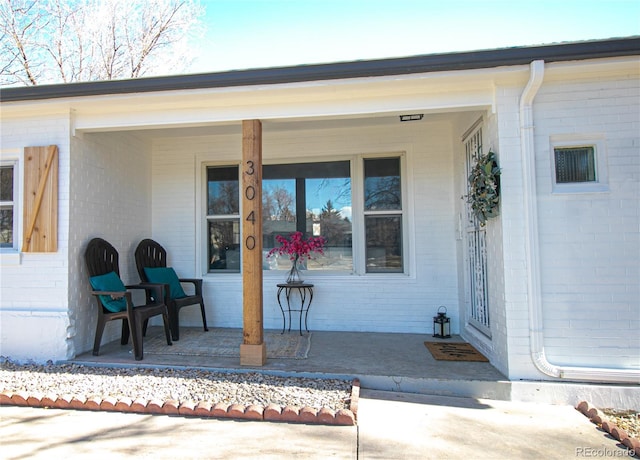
[200,161,242,275]
[261,157,355,276]
[361,153,407,275]
[550,134,609,194]
[0,149,23,264]
[198,152,409,277]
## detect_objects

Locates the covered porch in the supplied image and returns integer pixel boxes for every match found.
[71,327,510,401]
[60,91,512,391]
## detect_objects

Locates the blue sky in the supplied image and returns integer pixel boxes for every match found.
[189,0,640,73]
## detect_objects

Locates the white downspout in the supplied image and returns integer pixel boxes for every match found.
[519,60,639,384]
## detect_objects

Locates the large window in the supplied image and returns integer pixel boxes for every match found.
[0,164,15,249]
[205,155,405,275]
[263,161,352,272]
[364,158,403,273]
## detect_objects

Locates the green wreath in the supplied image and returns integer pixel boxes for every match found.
[467,151,501,226]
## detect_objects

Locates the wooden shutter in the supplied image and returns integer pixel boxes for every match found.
[22,145,58,252]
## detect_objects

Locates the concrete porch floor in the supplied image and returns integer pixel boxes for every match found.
[71,327,511,401]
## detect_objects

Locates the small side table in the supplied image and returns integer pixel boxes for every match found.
[276,283,314,335]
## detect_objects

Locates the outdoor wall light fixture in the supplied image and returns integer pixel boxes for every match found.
[399,114,424,122]
[433,306,451,339]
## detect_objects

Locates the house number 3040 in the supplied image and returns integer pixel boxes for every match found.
[245,160,256,250]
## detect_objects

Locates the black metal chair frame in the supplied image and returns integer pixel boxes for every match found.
[135,238,208,341]
[85,238,172,360]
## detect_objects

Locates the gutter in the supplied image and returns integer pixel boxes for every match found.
[519,60,640,384]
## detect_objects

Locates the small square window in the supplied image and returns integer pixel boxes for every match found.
[550,135,608,193]
[554,146,596,183]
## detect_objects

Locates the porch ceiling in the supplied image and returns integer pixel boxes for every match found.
[97,110,483,141]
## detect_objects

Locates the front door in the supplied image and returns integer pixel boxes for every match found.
[462,124,491,337]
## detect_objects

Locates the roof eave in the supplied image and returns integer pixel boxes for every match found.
[2,37,638,103]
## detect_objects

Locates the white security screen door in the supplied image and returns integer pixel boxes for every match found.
[463,125,491,336]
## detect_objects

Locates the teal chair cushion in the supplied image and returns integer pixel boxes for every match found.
[144,267,187,300]
[89,271,127,313]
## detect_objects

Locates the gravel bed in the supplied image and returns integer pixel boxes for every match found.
[3,360,636,439]
[0,359,352,411]
[600,409,640,440]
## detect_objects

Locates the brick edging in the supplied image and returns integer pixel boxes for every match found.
[576,401,639,457]
[0,378,360,426]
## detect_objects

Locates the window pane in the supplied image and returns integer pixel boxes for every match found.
[263,161,352,272]
[365,158,401,210]
[365,215,402,273]
[554,147,596,183]
[207,166,239,215]
[263,178,297,246]
[310,178,352,271]
[209,220,240,271]
[0,207,13,247]
[263,161,350,179]
[0,166,13,201]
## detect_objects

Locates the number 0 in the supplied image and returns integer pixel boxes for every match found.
[245,185,255,200]
[245,236,256,250]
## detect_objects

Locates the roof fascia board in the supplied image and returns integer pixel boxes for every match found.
[71,87,494,133]
[2,37,638,103]
[4,64,522,110]
[2,66,507,122]
[543,55,640,81]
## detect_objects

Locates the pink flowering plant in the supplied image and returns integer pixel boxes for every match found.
[267,231,325,261]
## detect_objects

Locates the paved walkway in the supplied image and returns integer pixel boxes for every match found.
[75,329,508,400]
[0,390,630,459]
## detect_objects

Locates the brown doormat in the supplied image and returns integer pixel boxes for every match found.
[424,341,489,362]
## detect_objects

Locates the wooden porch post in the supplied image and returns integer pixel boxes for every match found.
[240,119,266,366]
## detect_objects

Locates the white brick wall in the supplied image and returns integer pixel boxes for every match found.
[533,74,640,369]
[489,67,640,381]
[0,114,73,362]
[68,131,153,356]
[0,120,153,362]
[493,82,543,380]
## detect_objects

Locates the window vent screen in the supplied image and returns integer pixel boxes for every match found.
[554,146,596,183]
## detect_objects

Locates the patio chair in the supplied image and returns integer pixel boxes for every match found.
[84,237,172,360]
[135,238,209,341]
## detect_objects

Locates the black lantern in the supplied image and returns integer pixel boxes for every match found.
[433,306,451,339]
